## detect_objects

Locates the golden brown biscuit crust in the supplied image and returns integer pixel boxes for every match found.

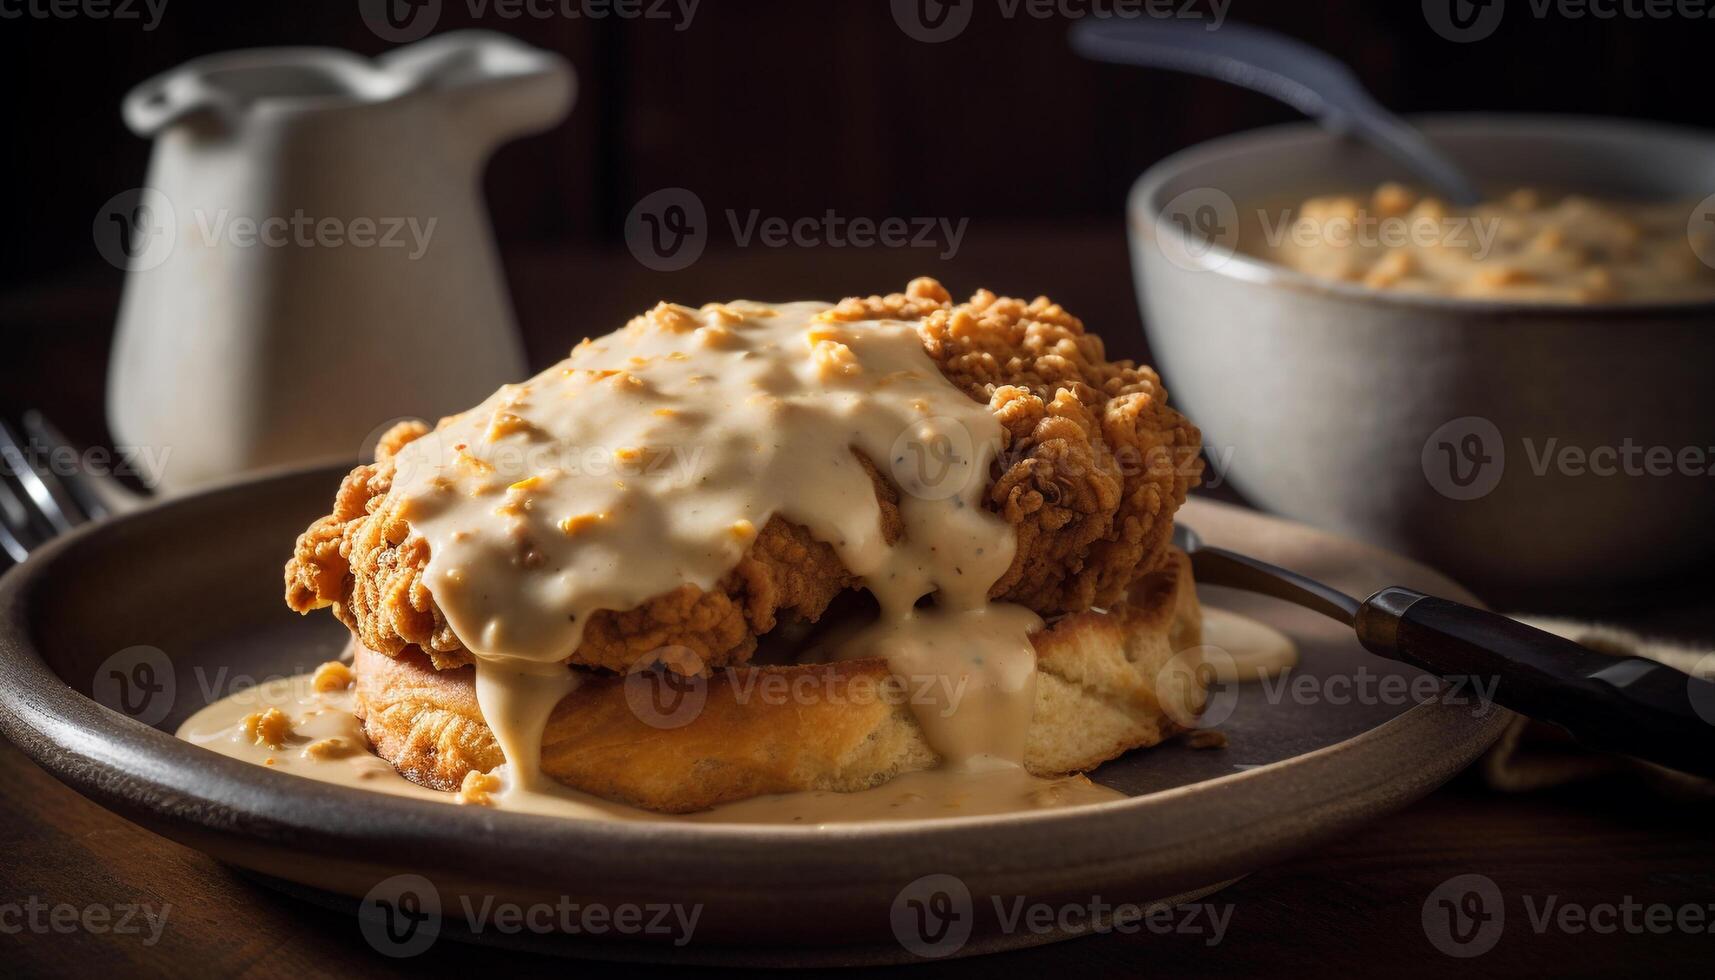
[355,551,1205,813]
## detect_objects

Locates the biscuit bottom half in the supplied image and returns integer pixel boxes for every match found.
[354,550,1206,814]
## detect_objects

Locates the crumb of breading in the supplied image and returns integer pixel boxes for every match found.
[457,769,503,806]
[312,660,354,693]
[1184,729,1228,750]
[241,708,293,750]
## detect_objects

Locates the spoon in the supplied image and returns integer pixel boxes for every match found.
[1070,17,1483,206]
[1173,525,1715,779]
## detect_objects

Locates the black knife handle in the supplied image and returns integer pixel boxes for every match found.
[1355,587,1715,780]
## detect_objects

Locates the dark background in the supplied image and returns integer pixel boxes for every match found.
[4,9,1715,975]
[0,0,1708,441]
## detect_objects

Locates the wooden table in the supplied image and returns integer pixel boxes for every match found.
[4,230,1714,974]
[4,737,1712,975]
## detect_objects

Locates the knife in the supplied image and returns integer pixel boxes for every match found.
[1174,524,1715,779]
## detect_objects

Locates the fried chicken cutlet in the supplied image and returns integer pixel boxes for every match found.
[285,278,1202,674]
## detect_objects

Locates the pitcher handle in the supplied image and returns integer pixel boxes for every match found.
[381,30,575,159]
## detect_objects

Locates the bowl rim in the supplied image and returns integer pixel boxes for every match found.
[1128,112,1715,317]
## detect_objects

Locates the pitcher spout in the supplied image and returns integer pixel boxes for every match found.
[122,47,392,137]
[380,31,575,158]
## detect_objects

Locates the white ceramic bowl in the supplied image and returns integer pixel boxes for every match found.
[1129,115,1715,602]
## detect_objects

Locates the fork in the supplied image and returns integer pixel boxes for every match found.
[0,412,146,568]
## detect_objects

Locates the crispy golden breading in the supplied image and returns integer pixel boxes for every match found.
[285,279,1201,672]
[826,278,1203,613]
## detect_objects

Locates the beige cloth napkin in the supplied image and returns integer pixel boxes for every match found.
[1481,617,1714,798]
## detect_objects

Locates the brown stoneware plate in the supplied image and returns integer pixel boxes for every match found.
[0,463,1509,964]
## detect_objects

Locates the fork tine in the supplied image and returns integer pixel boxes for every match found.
[21,411,117,520]
[0,511,29,565]
[0,476,35,536]
[0,479,41,561]
[0,419,83,534]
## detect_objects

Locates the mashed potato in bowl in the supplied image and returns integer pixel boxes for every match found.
[1243,183,1715,304]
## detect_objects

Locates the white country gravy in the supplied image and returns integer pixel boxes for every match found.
[384,299,1041,791]
[178,296,1292,822]
[1200,607,1298,682]
[177,603,1299,825]
[176,673,1127,824]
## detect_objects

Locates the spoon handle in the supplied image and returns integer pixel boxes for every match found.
[1069,17,1482,206]
[1356,588,1715,779]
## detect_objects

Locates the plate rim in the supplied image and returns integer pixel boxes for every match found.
[0,464,1511,905]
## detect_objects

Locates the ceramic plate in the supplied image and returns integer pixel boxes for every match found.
[0,464,1509,964]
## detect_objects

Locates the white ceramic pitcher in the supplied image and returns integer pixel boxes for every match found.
[107,31,573,493]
